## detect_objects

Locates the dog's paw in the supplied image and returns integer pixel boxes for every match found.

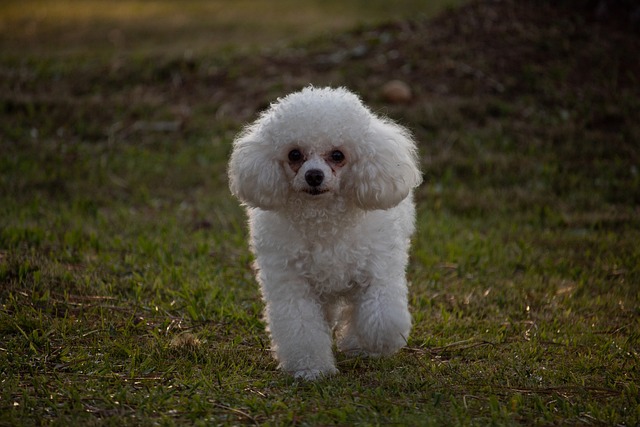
[337,333,376,357]
[292,366,338,381]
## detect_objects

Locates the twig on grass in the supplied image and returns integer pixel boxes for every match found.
[484,384,621,398]
[405,338,497,357]
[214,402,260,426]
[431,338,496,352]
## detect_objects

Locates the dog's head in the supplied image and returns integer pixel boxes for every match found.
[228,86,422,211]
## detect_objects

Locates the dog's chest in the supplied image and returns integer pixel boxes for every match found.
[294,239,370,296]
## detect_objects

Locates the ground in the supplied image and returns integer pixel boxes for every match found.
[1,0,639,425]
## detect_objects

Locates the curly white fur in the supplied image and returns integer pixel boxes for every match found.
[228,86,422,380]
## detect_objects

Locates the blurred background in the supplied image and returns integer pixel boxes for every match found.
[0,0,464,56]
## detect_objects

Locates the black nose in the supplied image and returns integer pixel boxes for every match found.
[305,169,324,187]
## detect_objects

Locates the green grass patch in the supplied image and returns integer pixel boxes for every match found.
[1,0,639,425]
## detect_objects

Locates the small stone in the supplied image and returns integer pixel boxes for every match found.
[381,80,412,104]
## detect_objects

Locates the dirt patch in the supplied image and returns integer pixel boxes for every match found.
[199,0,639,121]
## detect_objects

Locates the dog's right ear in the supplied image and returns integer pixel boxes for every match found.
[228,125,289,210]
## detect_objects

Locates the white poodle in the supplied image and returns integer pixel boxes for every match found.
[228,86,422,380]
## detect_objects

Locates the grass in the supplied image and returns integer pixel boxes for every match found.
[1,0,639,425]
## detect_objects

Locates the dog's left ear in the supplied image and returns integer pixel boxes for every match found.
[344,118,422,210]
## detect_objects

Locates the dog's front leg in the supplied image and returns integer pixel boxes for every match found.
[261,277,337,380]
[337,277,411,357]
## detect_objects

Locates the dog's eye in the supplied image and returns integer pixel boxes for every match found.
[330,150,345,163]
[288,149,303,162]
